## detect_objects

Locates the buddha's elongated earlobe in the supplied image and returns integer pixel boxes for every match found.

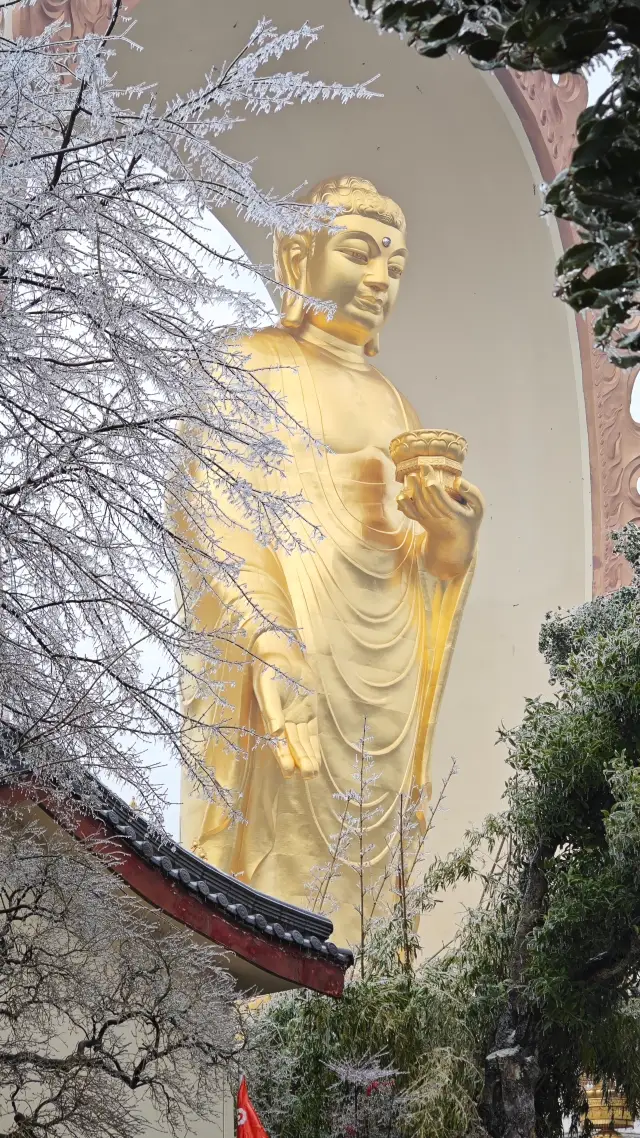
[365,334,380,357]
[276,236,309,330]
[280,287,306,329]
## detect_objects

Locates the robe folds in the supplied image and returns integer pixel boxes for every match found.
[179,325,474,944]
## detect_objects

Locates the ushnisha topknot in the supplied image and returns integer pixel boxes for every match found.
[295,174,406,233]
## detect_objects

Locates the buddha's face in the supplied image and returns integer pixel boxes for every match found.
[302,213,407,346]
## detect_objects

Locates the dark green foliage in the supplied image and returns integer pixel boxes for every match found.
[549,52,640,365]
[245,939,493,1138]
[350,0,640,367]
[351,2,638,72]
[248,526,640,1137]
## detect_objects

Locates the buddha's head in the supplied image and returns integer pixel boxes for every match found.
[274,176,407,357]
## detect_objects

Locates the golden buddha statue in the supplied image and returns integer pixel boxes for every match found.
[179,176,484,944]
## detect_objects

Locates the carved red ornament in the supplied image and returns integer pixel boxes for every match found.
[500,69,639,594]
[13,0,142,39]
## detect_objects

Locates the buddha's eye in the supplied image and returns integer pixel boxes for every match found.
[342,247,369,265]
[388,263,404,279]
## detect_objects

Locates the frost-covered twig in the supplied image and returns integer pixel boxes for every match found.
[0,12,375,823]
[0,809,241,1138]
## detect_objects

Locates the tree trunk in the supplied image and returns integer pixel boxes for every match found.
[480,842,552,1138]
[481,998,539,1138]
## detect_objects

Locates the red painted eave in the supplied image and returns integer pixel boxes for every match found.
[0,786,346,997]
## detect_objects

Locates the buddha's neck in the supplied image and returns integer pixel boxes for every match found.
[295,322,371,372]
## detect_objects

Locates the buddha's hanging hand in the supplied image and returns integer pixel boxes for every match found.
[251,628,321,780]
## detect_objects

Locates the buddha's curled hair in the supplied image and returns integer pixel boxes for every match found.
[300,175,406,234]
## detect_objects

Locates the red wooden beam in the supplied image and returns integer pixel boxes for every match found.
[0,785,346,997]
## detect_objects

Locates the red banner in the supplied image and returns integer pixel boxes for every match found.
[237,1076,269,1138]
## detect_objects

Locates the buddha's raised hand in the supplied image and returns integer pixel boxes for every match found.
[251,630,321,779]
[397,468,484,580]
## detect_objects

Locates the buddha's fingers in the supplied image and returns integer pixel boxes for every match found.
[275,741,295,778]
[404,472,449,520]
[458,478,485,518]
[285,722,305,774]
[286,721,318,779]
[412,476,449,520]
[298,721,320,777]
[397,493,419,522]
[396,474,421,521]
[254,671,285,736]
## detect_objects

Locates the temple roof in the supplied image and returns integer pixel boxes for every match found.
[0,761,353,997]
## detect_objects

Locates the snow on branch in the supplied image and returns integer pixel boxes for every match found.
[0,12,376,822]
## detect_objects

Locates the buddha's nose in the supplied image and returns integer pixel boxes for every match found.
[368,276,388,294]
[365,257,389,293]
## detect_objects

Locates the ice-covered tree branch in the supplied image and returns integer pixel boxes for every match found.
[0,10,376,821]
[0,811,241,1138]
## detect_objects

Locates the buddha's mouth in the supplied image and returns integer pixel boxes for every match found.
[353,294,383,314]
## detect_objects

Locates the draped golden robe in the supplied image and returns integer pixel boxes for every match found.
[179,325,474,944]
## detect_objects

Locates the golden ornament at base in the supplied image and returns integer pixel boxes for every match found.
[583,1080,634,1135]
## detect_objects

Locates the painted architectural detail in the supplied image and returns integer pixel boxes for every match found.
[588,315,640,592]
[501,69,639,593]
[13,0,142,39]
[510,70,588,178]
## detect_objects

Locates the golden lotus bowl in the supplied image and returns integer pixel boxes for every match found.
[389,428,468,492]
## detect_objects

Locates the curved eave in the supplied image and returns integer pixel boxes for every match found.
[0,785,350,997]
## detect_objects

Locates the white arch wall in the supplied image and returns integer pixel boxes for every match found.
[117,0,591,948]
